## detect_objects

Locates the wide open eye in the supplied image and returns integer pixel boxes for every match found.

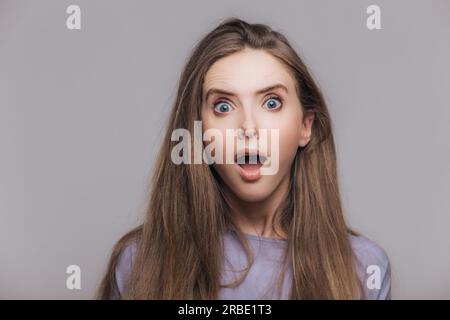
[263,96,282,110]
[213,101,233,114]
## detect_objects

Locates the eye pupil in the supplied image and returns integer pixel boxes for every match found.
[267,98,279,109]
[219,104,229,112]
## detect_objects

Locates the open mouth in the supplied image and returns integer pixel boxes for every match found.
[233,151,268,182]
[235,154,268,168]
[232,148,269,182]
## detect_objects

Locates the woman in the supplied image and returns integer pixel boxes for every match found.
[96,17,391,300]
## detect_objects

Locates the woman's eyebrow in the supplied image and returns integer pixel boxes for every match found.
[204,83,288,102]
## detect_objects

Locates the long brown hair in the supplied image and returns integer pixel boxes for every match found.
[96,17,363,300]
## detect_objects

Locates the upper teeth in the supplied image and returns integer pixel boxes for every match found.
[236,155,267,164]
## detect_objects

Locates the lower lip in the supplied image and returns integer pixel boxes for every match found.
[235,163,263,182]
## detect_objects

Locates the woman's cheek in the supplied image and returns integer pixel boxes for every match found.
[272,120,301,173]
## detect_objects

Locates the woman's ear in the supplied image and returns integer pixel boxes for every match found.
[299,112,314,147]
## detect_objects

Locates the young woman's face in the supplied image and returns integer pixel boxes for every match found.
[201,48,313,202]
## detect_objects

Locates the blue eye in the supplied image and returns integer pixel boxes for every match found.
[213,101,232,114]
[264,97,282,110]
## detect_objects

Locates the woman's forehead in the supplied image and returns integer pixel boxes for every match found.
[203,50,295,98]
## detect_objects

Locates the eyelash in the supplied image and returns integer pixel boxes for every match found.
[212,95,284,113]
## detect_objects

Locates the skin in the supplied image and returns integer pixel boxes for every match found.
[201,48,314,239]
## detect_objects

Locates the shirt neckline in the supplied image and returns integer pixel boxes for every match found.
[242,232,287,243]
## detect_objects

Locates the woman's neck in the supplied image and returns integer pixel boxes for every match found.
[225,173,290,240]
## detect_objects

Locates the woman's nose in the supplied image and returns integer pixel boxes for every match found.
[239,105,258,134]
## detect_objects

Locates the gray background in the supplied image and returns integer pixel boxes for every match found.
[1,0,449,299]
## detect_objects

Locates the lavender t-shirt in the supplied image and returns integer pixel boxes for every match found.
[113,231,391,299]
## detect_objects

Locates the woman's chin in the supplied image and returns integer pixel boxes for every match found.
[213,165,285,203]
[229,180,276,203]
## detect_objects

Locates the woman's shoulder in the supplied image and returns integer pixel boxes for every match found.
[349,233,392,299]
[112,231,392,299]
[114,238,139,298]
